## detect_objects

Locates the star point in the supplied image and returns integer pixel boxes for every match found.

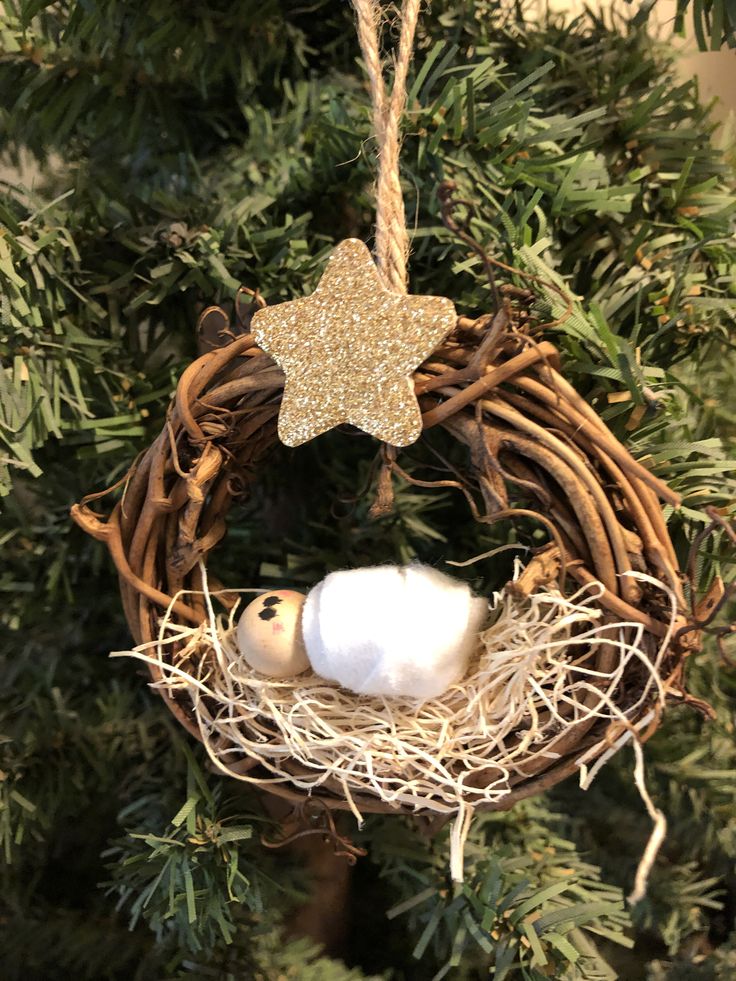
[252,239,456,447]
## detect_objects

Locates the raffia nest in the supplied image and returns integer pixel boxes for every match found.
[118,569,678,879]
[72,265,702,842]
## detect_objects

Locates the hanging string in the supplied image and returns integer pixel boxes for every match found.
[352,0,421,294]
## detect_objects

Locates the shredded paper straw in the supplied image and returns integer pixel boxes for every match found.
[115,564,676,886]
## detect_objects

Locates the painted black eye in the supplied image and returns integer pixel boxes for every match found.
[263,596,282,607]
[259,607,278,621]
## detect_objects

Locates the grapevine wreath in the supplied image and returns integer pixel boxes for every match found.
[71,0,717,887]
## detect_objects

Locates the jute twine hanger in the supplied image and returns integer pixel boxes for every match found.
[352,0,421,293]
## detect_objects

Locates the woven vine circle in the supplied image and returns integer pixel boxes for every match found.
[72,281,698,817]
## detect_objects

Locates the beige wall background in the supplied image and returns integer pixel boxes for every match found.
[545,0,736,126]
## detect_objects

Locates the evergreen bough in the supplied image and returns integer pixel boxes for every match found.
[1,2,734,978]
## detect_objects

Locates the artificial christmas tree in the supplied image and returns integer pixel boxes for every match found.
[2,2,734,978]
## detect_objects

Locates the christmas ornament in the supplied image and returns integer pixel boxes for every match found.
[252,239,456,447]
[301,565,487,699]
[236,590,309,679]
[71,0,715,892]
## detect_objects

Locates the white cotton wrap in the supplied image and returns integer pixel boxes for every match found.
[302,565,488,700]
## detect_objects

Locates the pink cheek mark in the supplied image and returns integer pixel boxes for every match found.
[272,622,285,635]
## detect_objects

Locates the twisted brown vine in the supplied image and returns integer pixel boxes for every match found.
[72,250,704,813]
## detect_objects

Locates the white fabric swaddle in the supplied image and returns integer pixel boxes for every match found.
[302,564,488,700]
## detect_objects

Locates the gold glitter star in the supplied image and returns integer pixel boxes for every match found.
[251,239,456,447]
